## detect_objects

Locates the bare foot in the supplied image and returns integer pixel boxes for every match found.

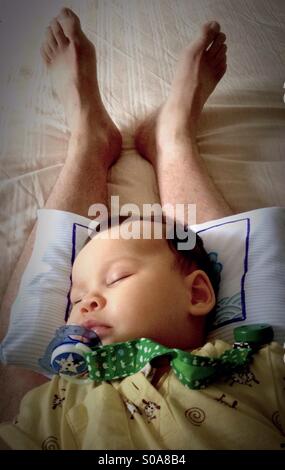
[40,7,122,169]
[134,21,227,166]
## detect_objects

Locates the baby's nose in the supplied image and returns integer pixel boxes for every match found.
[80,295,105,313]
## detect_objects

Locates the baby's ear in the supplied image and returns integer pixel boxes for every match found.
[185,269,216,316]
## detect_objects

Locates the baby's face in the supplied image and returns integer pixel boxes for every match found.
[67,221,209,349]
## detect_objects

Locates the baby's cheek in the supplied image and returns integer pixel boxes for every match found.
[66,306,78,325]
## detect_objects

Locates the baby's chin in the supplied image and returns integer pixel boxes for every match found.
[100,335,136,346]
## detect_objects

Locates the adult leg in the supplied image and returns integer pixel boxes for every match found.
[135,22,233,225]
[0,8,122,422]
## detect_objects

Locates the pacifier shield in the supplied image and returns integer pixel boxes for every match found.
[39,324,101,375]
[51,343,92,376]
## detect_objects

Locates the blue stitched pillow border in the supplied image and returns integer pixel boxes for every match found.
[64,222,89,321]
[197,218,250,330]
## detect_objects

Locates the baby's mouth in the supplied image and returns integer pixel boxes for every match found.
[81,319,111,337]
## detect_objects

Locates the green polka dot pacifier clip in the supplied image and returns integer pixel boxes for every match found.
[41,323,274,389]
[85,338,252,389]
[85,337,252,389]
[86,324,273,389]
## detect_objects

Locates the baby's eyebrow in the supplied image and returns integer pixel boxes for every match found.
[104,255,140,266]
[104,255,142,277]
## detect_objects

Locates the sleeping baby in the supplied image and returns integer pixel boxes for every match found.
[0,216,284,450]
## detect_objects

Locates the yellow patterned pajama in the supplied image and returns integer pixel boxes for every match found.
[0,341,284,449]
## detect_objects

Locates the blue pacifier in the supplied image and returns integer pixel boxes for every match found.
[39,324,101,378]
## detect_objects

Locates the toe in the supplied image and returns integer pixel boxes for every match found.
[40,45,51,64]
[40,44,53,64]
[44,26,58,53]
[213,44,227,65]
[59,7,79,20]
[206,32,226,56]
[50,18,69,47]
[215,62,227,81]
[197,21,221,50]
[215,55,227,69]
[56,7,82,40]
[215,55,227,74]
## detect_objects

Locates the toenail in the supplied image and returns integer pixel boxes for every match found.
[210,21,219,29]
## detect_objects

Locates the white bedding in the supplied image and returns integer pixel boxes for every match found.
[0,0,285,305]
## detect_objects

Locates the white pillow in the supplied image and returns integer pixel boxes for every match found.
[1,207,285,375]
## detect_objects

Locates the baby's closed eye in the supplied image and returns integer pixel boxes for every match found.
[70,269,135,305]
[107,273,132,286]
[71,274,133,303]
